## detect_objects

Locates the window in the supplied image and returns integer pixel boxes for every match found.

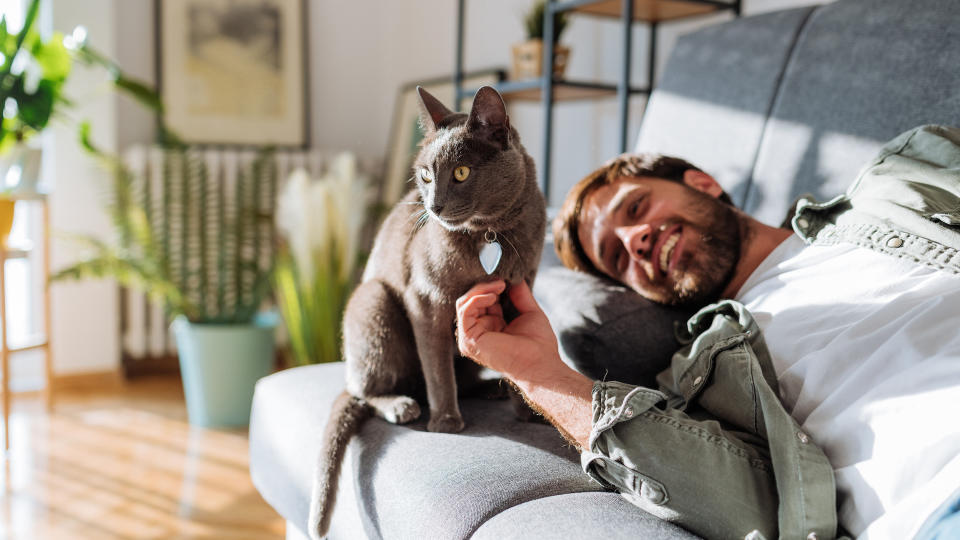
[2,0,47,390]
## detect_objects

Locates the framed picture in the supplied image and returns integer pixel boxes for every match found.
[381,70,505,206]
[156,0,308,146]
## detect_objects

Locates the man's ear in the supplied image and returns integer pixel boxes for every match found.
[682,169,724,199]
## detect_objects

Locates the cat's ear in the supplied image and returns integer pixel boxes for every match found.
[467,86,509,148]
[416,86,454,134]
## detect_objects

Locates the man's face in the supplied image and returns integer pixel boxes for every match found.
[578,176,741,305]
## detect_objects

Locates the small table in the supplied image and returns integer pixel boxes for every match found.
[1,192,53,452]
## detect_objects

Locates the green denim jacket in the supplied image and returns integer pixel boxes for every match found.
[791,124,960,273]
[583,301,836,540]
[581,125,960,540]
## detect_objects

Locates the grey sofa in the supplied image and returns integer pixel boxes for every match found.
[250,0,960,538]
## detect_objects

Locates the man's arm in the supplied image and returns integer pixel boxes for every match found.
[456,279,593,448]
[458,282,841,539]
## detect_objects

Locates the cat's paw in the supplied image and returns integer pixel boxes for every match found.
[390,397,422,424]
[370,395,421,424]
[427,412,465,433]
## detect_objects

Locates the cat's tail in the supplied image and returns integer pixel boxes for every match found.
[308,389,371,540]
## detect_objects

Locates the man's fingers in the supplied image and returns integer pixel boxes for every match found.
[458,312,504,357]
[457,292,499,325]
[458,290,507,358]
[508,280,541,314]
[456,280,506,310]
[458,293,505,333]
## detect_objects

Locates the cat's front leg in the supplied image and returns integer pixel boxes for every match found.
[406,293,464,433]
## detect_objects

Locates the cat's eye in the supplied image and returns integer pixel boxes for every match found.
[419,168,433,183]
[453,166,470,182]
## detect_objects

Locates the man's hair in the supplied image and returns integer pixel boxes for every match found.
[552,153,734,276]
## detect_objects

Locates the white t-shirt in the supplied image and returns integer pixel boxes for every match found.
[736,234,960,539]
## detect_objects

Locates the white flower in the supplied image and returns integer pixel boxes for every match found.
[275,153,368,283]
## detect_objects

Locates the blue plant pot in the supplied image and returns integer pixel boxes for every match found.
[172,313,277,428]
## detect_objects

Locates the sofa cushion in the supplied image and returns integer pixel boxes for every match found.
[745,0,960,224]
[534,266,697,388]
[472,492,697,540]
[251,363,628,540]
[636,6,817,208]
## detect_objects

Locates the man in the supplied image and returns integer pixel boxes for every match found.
[456,125,960,539]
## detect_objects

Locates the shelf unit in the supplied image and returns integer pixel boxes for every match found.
[454,0,741,201]
[1,192,53,453]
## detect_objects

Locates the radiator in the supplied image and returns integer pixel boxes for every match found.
[118,146,378,365]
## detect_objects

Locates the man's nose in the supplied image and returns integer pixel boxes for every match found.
[616,224,652,262]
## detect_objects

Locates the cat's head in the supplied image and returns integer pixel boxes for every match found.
[412,85,532,232]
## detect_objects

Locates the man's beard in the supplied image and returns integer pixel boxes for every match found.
[662,192,741,306]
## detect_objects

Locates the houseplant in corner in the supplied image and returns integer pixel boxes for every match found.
[0,0,70,240]
[0,0,162,240]
[511,0,570,81]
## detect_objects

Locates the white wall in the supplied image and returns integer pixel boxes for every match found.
[48,0,121,375]
[301,0,824,206]
[47,0,827,375]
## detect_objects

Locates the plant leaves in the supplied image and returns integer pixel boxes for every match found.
[32,32,70,82]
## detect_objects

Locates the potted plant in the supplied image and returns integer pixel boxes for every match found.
[53,127,279,428]
[273,154,369,367]
[0,0,68,242]
[0,0,164,243]
[511,0,570,81]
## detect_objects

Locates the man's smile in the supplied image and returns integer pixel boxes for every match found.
[654,224,682,278]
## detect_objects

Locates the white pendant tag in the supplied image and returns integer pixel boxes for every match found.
[479,241,503,275]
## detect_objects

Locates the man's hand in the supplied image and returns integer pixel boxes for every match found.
[456,279,595,448]
[456,279,560,381]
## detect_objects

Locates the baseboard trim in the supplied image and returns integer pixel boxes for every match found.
[122,353,181,378]
[52,369,125,393]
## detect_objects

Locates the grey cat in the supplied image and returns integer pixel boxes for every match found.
[308,85,546,539]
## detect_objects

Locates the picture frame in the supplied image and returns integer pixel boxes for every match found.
[156,0,309,146]
[381,69,506,206]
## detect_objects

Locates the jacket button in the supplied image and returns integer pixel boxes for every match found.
[693,376,703,386]
[807,533,818,540]
[797,431,810,444]
[886,236,904,248]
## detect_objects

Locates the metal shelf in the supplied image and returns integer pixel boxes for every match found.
[560,0,732,22]
[460,79,649,102]
[453,0,741,201]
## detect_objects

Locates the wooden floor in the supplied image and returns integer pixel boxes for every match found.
[0,376,285,539]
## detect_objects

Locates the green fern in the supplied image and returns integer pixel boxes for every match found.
[55,125,277,325]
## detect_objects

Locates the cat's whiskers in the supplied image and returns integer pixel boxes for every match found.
[412,210,430,235]
[498,231,523,262]
[406,201,426,221]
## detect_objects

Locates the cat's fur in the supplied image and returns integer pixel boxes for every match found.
[307,86,546,539]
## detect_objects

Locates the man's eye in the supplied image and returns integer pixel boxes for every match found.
[629,199,642,218]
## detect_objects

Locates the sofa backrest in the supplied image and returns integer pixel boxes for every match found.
[636,0,960,226]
